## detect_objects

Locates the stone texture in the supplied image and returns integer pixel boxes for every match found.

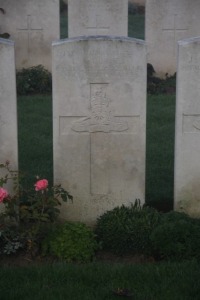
[68,0,128,37]
[146,0,200,77]
[53,36,146,224]
[174,37,200,217]
[0,0,60,70]
[0,38,18,193]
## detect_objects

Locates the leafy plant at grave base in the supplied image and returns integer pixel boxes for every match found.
[0,225,23,255]
[16,65,52,95]
[150,211,200,261]
[159,211,192,223]
[0,161,73,256]
[147,63,176,95]
[128,3,139,15]
[42,221,99,263]
[128,3,145,15]
[95,199,161,256]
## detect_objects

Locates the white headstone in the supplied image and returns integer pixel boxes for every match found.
[68,0,128,37]
[146,0,200,77]
[0,38,18,191]
[53,36,146,224]
[174,37,200,217]
[0,0,60,70]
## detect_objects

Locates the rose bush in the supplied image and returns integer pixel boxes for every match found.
[34,179,48,191]
[0,187,8,203]
[0,161,73,256]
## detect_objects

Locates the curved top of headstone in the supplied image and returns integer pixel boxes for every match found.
[178,36,200,46]
[52,35,146,47]
[0,38,14,46]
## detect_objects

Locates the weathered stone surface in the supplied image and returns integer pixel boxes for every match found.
[174,37,200,217]
[0,0,60,70]
[0,38,18,193]
[53,36,146,224]
[68,0,128,37]
[146,0,200,77]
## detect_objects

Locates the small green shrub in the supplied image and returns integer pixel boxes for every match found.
[16,65,52,95]
[128,3,138,15]
[147,63,176,95]
[150,212,200,261]
[60,0,68,13]
[0,161,72,256]
[95,201,161,256]
[160,211,191,223]
[128,3,145,15]
[0,8,10,39]
[0,224,23,255]
[42,221,99,263]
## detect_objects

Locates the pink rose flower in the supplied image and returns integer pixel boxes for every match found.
[0,187,8,203]
[34,179,48,191]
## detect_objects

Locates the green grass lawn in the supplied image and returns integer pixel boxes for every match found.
[60,12,68,39]
[0,260,199,300]
[17,95,53,188]
[128,14,145,39]
[146,95,175,211]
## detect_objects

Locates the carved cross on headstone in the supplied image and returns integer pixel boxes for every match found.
[17,14,43,54]
[162,13,188,53]
[86,0,110,35]
[60,83,140,195]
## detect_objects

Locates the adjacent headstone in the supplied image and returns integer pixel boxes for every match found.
[146,0,200,77]
[0,0,60,70]
[68,0,128,37]
[0,38,18,192]
[174,37,200,217]
[53,36,146,224]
